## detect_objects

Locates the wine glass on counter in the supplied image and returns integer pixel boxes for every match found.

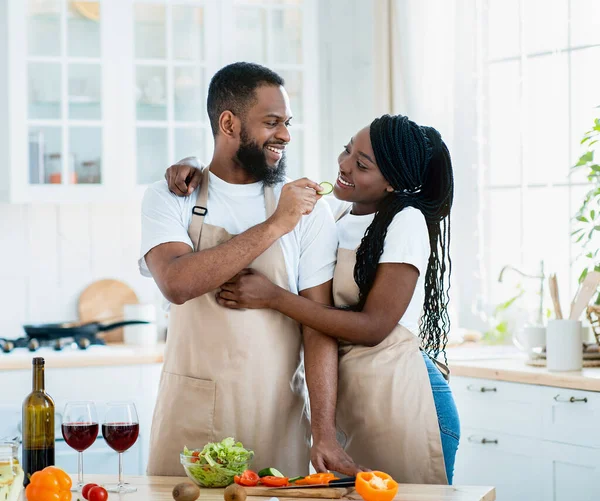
[61,401,99,491]
[102,401,139,493]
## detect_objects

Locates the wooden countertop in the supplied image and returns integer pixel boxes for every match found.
[20,475,495,501]
[448,344,600,392]
[0,343,165,371]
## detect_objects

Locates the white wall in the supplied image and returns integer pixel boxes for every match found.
[0,201,164,339]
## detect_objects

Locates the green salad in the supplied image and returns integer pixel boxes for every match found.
[182,437,254,487]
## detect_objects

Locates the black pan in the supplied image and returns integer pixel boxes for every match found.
[23,320,150,340]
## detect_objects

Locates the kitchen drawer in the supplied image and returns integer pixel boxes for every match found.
[454,427,543,501]
[451,376,543,437]
[541,386,600,448]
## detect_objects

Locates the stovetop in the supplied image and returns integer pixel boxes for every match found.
[0,334,106,353]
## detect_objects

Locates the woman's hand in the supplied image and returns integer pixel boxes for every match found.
[216,269,282,310]
[165,157,203,196]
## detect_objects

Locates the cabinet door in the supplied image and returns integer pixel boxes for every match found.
[541,441,600,501]
[453,427,543,501]
[450,376,543,437]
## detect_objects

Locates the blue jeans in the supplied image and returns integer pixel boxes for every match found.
[422,352,460,484]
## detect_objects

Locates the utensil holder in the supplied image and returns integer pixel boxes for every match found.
[546,319,582,371]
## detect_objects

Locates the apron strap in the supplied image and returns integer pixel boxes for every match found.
[188,167,210,251]
[335,203,352,222]
[420,347,451,382]
[264,185,277,218]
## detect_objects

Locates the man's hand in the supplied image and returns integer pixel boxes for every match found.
[311,437,368,476]
[165,157,203,196]
[269,178,324,234]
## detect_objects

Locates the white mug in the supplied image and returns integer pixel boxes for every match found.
[513,325,546,358]
[546,319,582,372]
[123,303,157,346]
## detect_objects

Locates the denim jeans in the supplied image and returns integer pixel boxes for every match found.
[422,352,461,484]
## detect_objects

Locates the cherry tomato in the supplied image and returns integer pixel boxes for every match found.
[88,486,109,501]
[234,470,260,487]
[81,483,98,500]
[259,476,289,487]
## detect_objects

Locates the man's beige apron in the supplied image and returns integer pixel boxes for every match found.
[333,208,448,484]
[147,168,310,476]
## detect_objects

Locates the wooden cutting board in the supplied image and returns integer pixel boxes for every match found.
[244,486,354,499]
[78,279,139,343]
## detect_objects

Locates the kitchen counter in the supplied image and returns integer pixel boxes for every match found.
[0,343,165,371]
[23,475,494,501]
[448,344,600,392]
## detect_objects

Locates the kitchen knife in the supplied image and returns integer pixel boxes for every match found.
[274,478,355,490]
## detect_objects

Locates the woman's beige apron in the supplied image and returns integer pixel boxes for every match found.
[147,168,311,476]
[333,208,448,484]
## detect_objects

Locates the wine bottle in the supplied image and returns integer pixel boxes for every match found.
[21,357,55,486]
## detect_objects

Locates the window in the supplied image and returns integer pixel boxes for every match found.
[482,0,600,317]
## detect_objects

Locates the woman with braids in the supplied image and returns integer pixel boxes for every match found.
[166,114,459,484]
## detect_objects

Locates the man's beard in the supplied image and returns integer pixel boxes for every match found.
[235,129,287,186]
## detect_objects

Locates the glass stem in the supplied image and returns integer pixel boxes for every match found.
[118,452,123,486]
[78,451,84,486]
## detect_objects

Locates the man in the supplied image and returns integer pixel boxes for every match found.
[140,62,358,476]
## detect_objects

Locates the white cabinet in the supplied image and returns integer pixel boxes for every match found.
[0,362,162,475]
[0,0,319,203]
[541,441,600,501]
[453,428,543,501]
[451,376,600,501]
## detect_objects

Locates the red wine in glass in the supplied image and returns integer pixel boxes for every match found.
[102,423,139,453]
[62,422,99,452]
[61,402,99,491]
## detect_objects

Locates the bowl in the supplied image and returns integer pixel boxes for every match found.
[180,453,254,487]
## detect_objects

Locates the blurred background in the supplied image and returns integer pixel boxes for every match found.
[0,0,599,346]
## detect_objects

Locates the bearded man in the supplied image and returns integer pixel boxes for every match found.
[140,62,358,476]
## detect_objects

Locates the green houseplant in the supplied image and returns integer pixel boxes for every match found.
[571,108,600,300]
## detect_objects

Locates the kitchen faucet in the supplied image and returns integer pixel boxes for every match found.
[498,261,545,326]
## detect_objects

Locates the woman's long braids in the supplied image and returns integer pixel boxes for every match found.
[353,114,454,360]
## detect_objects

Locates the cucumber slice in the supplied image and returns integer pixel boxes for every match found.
[317,181,334,195]
[289,476,304,483]
[258,467,285,478]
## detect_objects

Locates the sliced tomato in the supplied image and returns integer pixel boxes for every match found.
[234,470,260,487]
[260,476,290,487]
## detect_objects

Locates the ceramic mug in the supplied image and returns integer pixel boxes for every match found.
[546,319,582,371]
[513,325,546,358]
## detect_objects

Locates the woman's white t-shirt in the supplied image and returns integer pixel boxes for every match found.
[336,205,431,335]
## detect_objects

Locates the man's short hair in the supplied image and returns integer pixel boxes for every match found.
[207,62,285,136]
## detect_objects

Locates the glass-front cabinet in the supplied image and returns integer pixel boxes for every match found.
[1,0,317,203]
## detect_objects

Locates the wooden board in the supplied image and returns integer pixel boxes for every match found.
[244,486,354,499]
[78,279,138,343]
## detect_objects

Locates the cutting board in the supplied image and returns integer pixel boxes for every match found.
[244,486,354,499]
[78,279,139,343]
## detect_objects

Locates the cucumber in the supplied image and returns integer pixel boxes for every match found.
[289,476,304,483]
[258,467,285,478]
[317,181,334,195]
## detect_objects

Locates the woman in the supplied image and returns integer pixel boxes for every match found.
[167,114,460,484]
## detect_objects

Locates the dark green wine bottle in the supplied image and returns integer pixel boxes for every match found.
[21,357,55,486]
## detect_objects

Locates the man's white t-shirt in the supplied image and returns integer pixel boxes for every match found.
[336,206,430,335]
[139,171,338,309]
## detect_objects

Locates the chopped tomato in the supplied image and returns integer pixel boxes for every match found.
[259,476,290,487]
[234,470,260,487]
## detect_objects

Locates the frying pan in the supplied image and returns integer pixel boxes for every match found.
[23,320,150,340]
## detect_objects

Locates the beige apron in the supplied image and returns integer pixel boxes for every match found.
[333,208,448,484]
[147,168,311,476]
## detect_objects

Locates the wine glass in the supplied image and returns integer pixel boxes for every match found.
[102,401,139,493]
[61,401,99,491]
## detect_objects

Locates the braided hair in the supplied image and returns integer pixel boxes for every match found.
[354,114,454,360]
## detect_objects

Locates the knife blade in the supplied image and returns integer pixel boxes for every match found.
[273,478,355,490]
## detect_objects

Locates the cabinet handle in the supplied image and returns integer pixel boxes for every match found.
[467,384,497,393]
[468,436,499,445]
[553,394,588,404]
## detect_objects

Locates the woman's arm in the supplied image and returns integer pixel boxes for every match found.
[217,262,418,346]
